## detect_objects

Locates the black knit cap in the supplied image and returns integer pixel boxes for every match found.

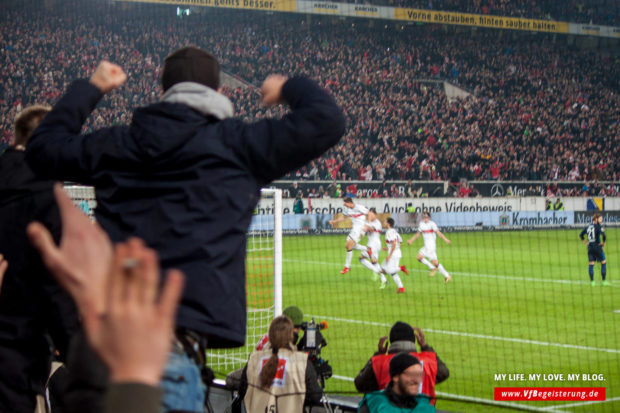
[162,46,220,92]
[389,321,415,343]
[389,352,420,377]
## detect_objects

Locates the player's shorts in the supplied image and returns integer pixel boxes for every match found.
[381,251,402,274]
[347,227,364,244]
[418,246,437,261]
[588,246,606,262]
[364,240,381,261]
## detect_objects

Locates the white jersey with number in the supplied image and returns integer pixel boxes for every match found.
[382,228,403,273]
[344,204,369,230]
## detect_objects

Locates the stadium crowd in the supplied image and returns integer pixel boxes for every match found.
[1,2,618,189]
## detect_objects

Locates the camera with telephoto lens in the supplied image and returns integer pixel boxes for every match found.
[297,318,332,388]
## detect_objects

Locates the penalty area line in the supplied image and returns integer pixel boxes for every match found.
[307,314,620,354]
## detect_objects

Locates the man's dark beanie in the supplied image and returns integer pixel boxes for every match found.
[162,46,220,92]
[390,321,415,343]
[390,352,420,377]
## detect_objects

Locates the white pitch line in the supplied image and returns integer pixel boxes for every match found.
[307,314,620,354]
[540,396,620,410]
[283,258,620,287]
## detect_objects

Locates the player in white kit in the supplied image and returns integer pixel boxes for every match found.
[329,197,369,274]
[358,208,383,279]
[407,211,452,283]
[380,217,407,293]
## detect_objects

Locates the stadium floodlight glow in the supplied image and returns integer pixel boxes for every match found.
[176,7,191,17]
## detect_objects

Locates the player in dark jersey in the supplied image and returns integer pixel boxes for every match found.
[579,213,608,286]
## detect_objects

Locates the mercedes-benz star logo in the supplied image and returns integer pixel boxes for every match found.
[491,184,504,197]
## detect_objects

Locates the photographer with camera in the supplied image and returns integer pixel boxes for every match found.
[237,315,322,413]
[255,306,305,350]
[296,317,332,388]
[354,321,449,405]
[226,306,307,391]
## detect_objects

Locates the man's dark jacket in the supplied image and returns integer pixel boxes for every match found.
[0,148,78,412]
[26,77,345,347]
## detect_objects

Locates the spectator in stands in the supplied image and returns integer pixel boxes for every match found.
[354,321,449,405]
[1,2,618,191]
[293,191,304,214]
[289,181,301,199]
[27,185,184,413]
[358,352,435,413]
[457,183,472,198]
[0,106,79,413]
[468,184,480,198]
[237,315,322,413]
[26,47,344,410]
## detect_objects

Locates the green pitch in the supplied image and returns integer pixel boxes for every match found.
[274,228,618,412]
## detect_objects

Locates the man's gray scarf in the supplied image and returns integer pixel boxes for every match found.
[162,82,234,120]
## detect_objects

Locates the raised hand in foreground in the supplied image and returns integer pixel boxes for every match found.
[28,185,184,385]
[88,238,184,385]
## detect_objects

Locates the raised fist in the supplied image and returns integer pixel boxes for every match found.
[90,61,127,93]
[260,74,288,106]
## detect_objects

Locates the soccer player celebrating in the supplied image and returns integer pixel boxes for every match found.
[579,213,608,286]
[407,211,452,283]
[358,208,383,280]
[380,218,407,293]
[329,197,368,274]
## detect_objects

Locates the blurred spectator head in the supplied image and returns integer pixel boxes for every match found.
[13,105,51,147]
[389,321,415,344]
[162,46,220,92]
